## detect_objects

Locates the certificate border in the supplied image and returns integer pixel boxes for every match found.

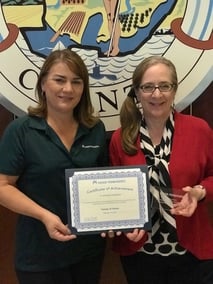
[65,165,151,235]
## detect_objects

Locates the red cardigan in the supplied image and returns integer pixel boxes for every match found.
[109,112,213,259]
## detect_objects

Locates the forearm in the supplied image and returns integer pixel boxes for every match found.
[0,183,76,241]
[0,184,50,221]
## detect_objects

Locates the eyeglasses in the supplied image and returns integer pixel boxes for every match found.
[139,83,175,93]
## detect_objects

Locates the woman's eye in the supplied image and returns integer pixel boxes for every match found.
[71,80,83,85]
[55,78,65,83]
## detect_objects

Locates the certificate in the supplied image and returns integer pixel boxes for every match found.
[65,166,151,234]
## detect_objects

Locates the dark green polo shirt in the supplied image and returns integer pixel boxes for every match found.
[0,115,107,271]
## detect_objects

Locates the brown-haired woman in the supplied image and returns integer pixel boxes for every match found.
[0,49,108,284]
[110,56,213,284]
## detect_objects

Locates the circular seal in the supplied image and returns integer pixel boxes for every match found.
[0,0,212,131]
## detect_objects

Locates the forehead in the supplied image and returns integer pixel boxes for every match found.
[142,63,172,82]
[47,62,72,74]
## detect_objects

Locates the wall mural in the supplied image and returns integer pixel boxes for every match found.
[0,0,212,131]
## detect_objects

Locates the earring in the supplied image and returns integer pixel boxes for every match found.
[172,101,175,110]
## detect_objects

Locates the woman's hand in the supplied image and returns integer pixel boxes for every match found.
[41,211,76,242]
[101,230,122,238]
[125,228,146,242]
[170,185,206,217]
[101,228,145,242]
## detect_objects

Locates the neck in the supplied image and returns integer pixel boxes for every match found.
[47,112,77,132]
[46,113,78,151]
[146,117,166,131]
[145,117,167,146]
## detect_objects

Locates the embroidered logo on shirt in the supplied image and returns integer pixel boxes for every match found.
[82,144,100,148]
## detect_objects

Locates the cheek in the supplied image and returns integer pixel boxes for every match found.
[43,84,59,96]
[137,92,148,105]
[168,93,175,103]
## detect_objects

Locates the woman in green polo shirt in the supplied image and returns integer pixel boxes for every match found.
[0,49,108,284]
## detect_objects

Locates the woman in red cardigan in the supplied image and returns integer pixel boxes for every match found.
[109,56,213,284]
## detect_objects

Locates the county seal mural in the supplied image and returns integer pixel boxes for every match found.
[0,0,212,131]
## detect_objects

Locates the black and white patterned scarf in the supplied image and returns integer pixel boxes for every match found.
[140,111,176,234]
[138,110,186,255]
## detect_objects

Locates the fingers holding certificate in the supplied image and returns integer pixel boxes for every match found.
[65,166,151,234]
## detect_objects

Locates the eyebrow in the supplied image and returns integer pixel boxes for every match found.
[51,74,82,80]
[143,81,171,84]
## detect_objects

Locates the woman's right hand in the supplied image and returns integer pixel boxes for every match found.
[41,210,76,242]
[125,228,146,242]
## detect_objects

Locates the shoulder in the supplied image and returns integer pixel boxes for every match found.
[1,115,46,143]
[86,119,106,136]
[1,115,30,137]
[78,120,107,147]
[3,115,44,129]
[95,119,106,131]
[111,128,122,140]
[175,112,212,133]
[6,115,30,128]
[109,128,122,148]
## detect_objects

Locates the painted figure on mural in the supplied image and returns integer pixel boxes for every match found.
[103,0,121,56]
[109,56,213,284]
[102,0,136,56]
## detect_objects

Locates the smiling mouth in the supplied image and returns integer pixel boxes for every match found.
[150,102,164,106]
[58,95,72,99]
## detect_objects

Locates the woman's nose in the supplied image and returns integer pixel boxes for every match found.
[63,81,73,92]
[151,87,162,97]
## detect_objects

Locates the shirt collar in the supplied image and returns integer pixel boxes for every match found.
[28,115,90,137]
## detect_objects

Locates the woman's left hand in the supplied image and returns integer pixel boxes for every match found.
[101,230,122,238]
[170,186,205,217]
[125,228,146,242]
